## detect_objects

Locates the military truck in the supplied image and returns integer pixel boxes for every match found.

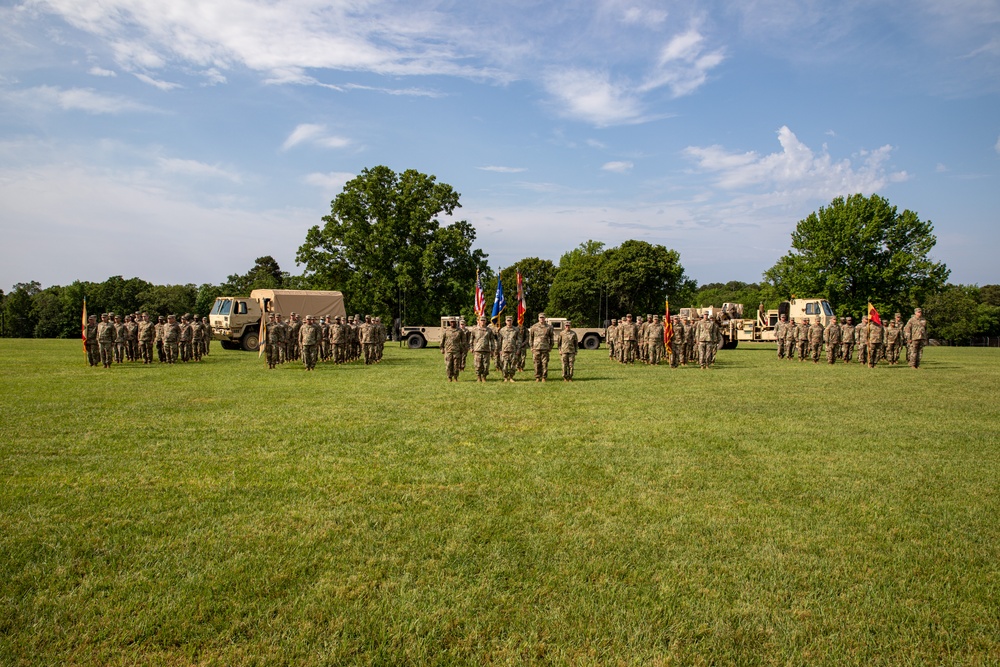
[676,297,836,349]
[400,316,606,349]
[210,289,346,350]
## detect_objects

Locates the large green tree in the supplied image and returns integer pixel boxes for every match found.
[600,240,696,317]
[2,282,41,338]
[497,258,559,323]
[923,284,1000,343]
[296,166,488,324]
[546,241,606,326]
[222,256,284,294]
[763,193,949,317]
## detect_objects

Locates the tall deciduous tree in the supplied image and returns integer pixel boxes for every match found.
[2,282,41,338]
[498,258,559,322]
[600,240,696,316]
[546,241,606,326]
[763,194,949,316]
[296,166,488,323]
[222,256,284,294]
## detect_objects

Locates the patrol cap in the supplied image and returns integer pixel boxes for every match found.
[505,316,513,321]
[306,314,314,320]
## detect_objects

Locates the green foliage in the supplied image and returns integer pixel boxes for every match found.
[546,240,694,325]
[194,284,225,317]
[924,284,1000,342]
[694,281,768,313]
[2,341,999,664]
[135,284,198,318]
[763,193,950,317]
[221,256,285,294]
[2,281,41,338]
[296,166,488,324]
[498,258,558,323]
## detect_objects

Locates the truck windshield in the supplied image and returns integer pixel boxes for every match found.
[822,301,834,316]
[212,299,232,316]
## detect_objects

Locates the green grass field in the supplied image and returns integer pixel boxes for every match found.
[1,340,998,666]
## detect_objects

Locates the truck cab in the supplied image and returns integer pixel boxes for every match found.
[209,296,263,350]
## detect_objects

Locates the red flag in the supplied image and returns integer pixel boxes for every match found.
[474,270,486,317]
[81,298,88,354]
[868,302,882,326]
[516,271,526,326]
[664,299,673,351]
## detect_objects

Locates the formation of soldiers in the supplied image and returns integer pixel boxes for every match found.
[262,313,387,371]
[607,312,722,369]
[439,313,579,382]
[773,308,929,369]
[85,312,211,367]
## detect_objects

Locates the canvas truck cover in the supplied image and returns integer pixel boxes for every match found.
[250,289,347,320]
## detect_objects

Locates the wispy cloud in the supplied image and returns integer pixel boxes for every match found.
[478,165,527,173]
[602,161,634,173]
[158,157,242,183]
[1,85,151,114]
[135,72,181,90]
[542,68,646,126]
[305,171,355,191]
[282,124,350,151]
[88,66,117,77]
[995,135,1000,154]
[639,25,725,97]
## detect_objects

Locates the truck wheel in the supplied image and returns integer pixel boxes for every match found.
[406,333,426,349]
[582,334,601,350]
[722,339,738,350]
[241,332,260,351]
[219,340,238,350]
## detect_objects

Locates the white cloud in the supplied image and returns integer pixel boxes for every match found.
[134,72,181,90]
[1,85,151,114]
[683,126,908,197]
[639,26,725,97]
[305,171,355,191]
[282,123,350,151]
[602,161,634,173]
[157,157,242,183]
[995,135,1000,154]
[543,68,645,126]
[88,66,117,77]
[478,165,527,173]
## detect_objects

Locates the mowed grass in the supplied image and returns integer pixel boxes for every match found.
[1,340,998,666]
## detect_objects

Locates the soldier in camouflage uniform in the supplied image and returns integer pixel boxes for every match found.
[695,312,718,369]
[441,319,463,381]
[823,315,841,364]
[855,316,869,365]
[286,313,302,362]
[331,316,346,364]
[885,313,904,365]
[264,314,283,369]
[866,316,885,368]
[903,308,928,369]
[636,316,647,363]
[299,315,321,370]
[498,316,521,382]
[137,313,155,364]
[619,314,638,364]
[162,315,180,363]
[319,316,331,362]
[124,315,138,362]
[808,316,824,363]
[606,318,618,361]
[794,318,809,361]
[528,312,555,381]
[783,318,797,361]
[97,313,115,368]
[457,319,470,372]
[178,316,193,362]
[192,315,205,361]
[85,315,100,366]
[646,315,665,366]
[155,316,166,363]
[774,314,788,359]
[668,316,682,368]
[557,319,579,381]
[469,316,496,382]
[113,315,126,363]
[360,315,376,365]
[839,317,854,362]
[685,317,696,365]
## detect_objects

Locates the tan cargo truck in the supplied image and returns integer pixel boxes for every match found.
[209,289,346,350]
[677,297,836,349]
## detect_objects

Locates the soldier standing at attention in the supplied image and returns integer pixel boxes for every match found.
[619,314,638,364]
[855,316,869,365]
[783,317,797,361]
[774,314,788,359]
[97,313,115,368]
[457,319,470,372]
[299,315,321,370]
[201,316,211,356]
[441,319,463,382]
[636,316,647,363]
[113,314,126,363]
[903,307,928,369]
[528,312,555,381]
[837,317,851,362]
[823,315,841,365]
[867,315,885,368]
[85,315,100,366]
[319,316,331,362]
[695,312,718,369]
[191,315,205,361]
[162,315,180,363]
[885,313,905,365]
[137,313,155,364]
[124,315,139,362]
[792,317,807,361]
[557,319,579,381]
[646,315,665,366]
[669,316,682,368]
[470,316,496,382]
[264,314,281,369]
[808,316,824,363]
[331,316,346,364]
[498,316,521,382]
[154,316,166,363]
[287,313,302,362]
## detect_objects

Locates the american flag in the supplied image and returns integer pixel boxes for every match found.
[474,270,486,317]
[516,271,526,326]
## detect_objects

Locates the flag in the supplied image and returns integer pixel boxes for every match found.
[516,271,526,326]
[81,298,88,354]
[868,302,882,326]
[258,313,267,358]
[491,271,506,326]
[664,299,673,351]
[474,270,486,317]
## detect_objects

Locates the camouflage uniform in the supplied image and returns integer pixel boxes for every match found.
[498,319,521,382]
[855,318,869,365]
[808,318,824,363]
[137,315,156,364]
[470,319,496,381]
[528,315,555,381]
[124,316,139,362]
[903,309,928,369]
[668,317,682,368]
[299,316,321,370]
[178,317,193,362]
[637,316,648,363]
[885,315,904,365]
[557,323,579,381]
[618,315,638,364]
[331,317,346,364]
[774,316,788,359]
[839,318,854,363]
[287,314,302,362]
[113,316,126,363]
[155,316,166,363]
[458,321,470,371]
[162,316,180,363]
[685,318,696,365]
[695,314,718,369]
[191,316,204,361]
[646,316,665,366]
[606,320,618,361]
[441,324,463,381]
[266,315,285,369]
[795,319,810,361]
[85,317,100,366]
[784,319,798,361]
[97,315,116,368]
[867,319,885,368]
[823,317,841,364]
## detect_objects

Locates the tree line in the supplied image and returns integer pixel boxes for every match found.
[4,167,998,343]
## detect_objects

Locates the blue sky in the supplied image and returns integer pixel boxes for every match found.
[2,0,998,292]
